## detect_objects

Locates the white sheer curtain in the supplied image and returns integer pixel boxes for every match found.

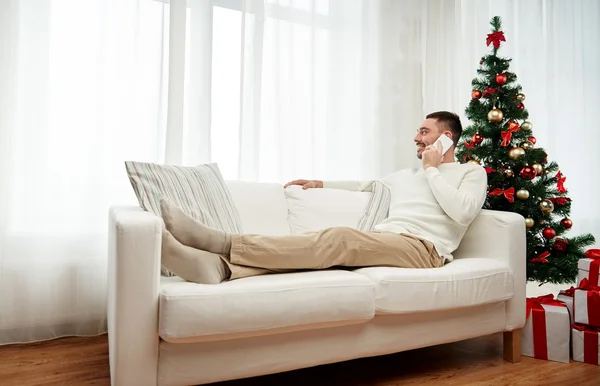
[0,0,598,345]
[203,0,392,182]
[0,0,172,344]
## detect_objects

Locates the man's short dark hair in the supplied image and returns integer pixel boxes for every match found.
[426,111,463,145]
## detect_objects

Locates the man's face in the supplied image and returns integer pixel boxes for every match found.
[414,118,450,159]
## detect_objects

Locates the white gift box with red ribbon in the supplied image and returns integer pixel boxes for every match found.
[521,294,570,363]
[557,287,575,324]
[572,324,600,365]
[577,249,600,287]
[574,278,600,328]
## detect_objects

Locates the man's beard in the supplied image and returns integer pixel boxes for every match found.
[416,143,425,159]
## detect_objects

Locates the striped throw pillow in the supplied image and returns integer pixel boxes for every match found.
[357,181,391,231]
[125,161,242,276]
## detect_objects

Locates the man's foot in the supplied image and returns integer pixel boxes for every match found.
[160,198,231,254]
[161,229,231,284]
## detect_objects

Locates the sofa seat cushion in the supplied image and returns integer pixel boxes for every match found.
[353,258,513,314]
[159,270,375,343]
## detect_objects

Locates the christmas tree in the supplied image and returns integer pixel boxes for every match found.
[456,16,595,285]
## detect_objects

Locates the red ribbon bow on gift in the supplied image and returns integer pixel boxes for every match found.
[572,323,600,365]
[579,278,600,291]
[489,187,515,203]
[486,31,506,48]
[577,278,600,327]
[500,124,520,147]
[556,171,567,193]
[585,249,600,286]
[562,286,576,297]
[526,294,566,318]
[526,295,567,360]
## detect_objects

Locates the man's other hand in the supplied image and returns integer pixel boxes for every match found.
[283,179,324,189]
[422,141,443,170]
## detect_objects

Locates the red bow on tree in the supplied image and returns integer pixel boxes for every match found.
[489,187,515,203]
[484,166,496,174]
[531,251,550,263]
[486,31,506,48]
[549,197,571,206]
[556,171,567,193]
[482,88,498,98]
[500,124,520,147]
[464,141,475,149]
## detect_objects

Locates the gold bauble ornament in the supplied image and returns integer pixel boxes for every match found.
[516,93,526,101]
[516,189,530,200]
[504,168,514,177]
[525,218,535,228]
[539,199,555,215]
[521,121,533,131]
[532,163,543,175]
[508,147,525,160]
[488,108,504,123]
[467,159,481,165]
[520,140,534,150]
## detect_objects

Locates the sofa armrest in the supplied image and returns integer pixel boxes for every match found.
[108,205,162,386]
[454,209,526,331]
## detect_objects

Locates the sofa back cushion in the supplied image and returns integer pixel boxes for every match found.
[226,180,291,236]
[285,183,390,234]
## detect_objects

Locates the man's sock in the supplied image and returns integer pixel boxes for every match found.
[161,229,231,284]
[160,198,231,254]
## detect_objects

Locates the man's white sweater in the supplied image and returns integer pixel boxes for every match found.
[323,162,488,262]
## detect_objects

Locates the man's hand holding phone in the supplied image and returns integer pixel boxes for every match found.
[422,134,453,170]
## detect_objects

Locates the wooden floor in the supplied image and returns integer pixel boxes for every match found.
[0,333,599,386]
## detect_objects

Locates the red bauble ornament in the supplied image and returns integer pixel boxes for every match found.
[516,102,525,109]
[472,90,482,99]
[561,218,573,229]
[553,238,568,252]
[472,133,484,144]
[543,227,556,239]
[480,60,483,65]
[528,136,536,144]
[496,73,507,85]
[519,166,537,180]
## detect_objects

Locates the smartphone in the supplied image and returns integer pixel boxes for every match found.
[435,134,454,156]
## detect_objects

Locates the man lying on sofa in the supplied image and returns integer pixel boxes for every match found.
[160,111,488,283]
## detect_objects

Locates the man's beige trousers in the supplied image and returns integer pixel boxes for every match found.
[222,227,443,280]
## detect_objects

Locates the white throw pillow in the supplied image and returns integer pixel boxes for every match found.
[285,185,389,234]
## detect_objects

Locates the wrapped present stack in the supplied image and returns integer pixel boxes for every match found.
[522,249,600,365]
[571,249,600,365]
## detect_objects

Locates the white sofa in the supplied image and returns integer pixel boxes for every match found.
[107,180,526,386]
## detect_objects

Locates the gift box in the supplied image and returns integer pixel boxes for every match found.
[574,278,600,327]
[572,323,600,365]
[521,294,570,363]
[557,287,575,324]
[577,249,600,286]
